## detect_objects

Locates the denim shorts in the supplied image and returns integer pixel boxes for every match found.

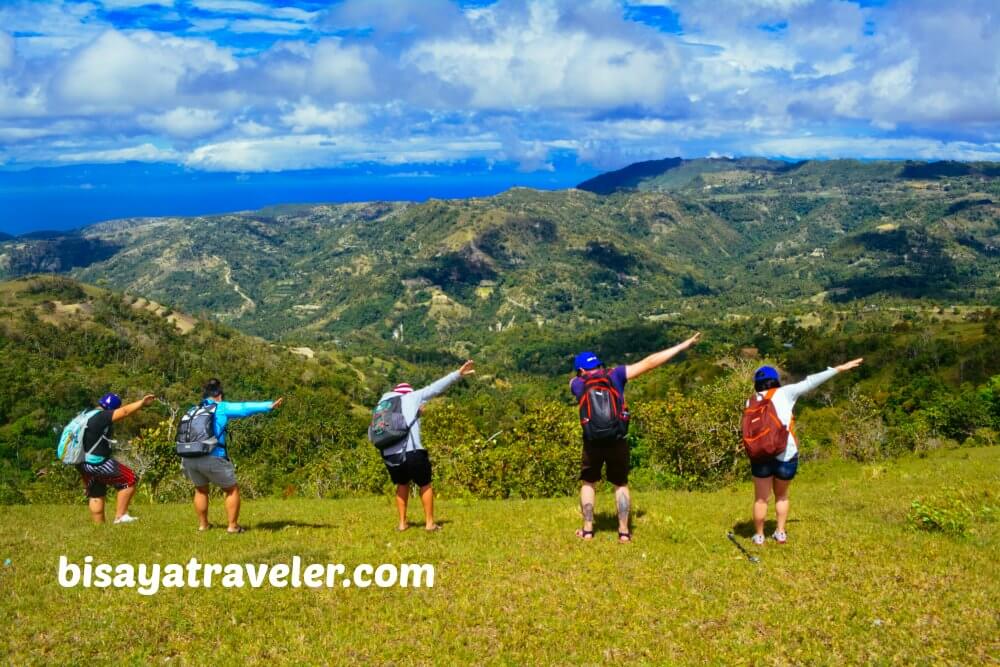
[750,455,799,481]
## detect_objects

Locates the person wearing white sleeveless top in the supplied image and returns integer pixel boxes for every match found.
[748,358,864,545]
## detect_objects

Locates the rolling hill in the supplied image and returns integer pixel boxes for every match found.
[0,159,996,354]
[0,275,393,503]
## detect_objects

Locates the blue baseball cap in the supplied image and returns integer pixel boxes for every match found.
[99,393,122,410]
[574,351,602,371]
[754,366,780,383]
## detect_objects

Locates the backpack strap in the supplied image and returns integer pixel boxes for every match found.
[764,388,779,401]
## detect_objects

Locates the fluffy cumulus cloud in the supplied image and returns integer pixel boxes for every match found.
[0,0,997,171]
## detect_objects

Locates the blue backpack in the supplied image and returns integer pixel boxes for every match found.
[57,409,102,465]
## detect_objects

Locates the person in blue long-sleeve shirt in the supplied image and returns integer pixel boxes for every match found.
[181,378,283,533]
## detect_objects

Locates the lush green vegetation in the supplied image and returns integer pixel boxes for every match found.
[1,447,996,664]
[2,159,996,352]
[4,276,1000,507]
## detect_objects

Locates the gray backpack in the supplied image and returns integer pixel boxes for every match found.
[175,403,219,457]
[368,395,415,451]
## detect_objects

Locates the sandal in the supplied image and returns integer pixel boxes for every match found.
[227,526,246,534]
[618,531,632,544]
[425,524,442,532]
[575,528,595,540]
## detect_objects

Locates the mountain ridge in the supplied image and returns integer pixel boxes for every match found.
[0,158,996,352]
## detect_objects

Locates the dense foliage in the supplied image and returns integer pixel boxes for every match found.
[1,159,997,359]
[4,276,1000,505]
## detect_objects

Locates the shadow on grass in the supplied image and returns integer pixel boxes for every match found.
[397,519,451,531]
[253,520,332,531]
[732,518,799,538]
[593,509,646,533]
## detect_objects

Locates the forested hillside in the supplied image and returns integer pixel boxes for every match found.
[1,159,996,356]
[3,275,999,505]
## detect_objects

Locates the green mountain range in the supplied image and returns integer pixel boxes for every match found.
[1,158,997,357]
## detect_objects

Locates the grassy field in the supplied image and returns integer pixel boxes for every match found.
[2,447,998,665]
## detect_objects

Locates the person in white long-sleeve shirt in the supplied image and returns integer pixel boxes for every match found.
[748,357,864,545]
[377,360,475,531]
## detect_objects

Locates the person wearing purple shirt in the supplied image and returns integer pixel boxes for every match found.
[571,332,701,543]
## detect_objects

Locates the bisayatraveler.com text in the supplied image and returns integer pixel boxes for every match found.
[58,556,435,595]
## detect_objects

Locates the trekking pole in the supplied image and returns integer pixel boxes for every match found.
[727,531,760,564]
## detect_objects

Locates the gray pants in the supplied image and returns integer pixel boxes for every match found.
[181,456,237,489]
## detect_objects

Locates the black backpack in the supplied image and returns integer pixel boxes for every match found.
[578,369,629,445]
[175,402,219,457]
[368,395,415,451]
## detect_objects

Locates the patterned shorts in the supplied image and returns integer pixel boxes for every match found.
[77,460,137,498]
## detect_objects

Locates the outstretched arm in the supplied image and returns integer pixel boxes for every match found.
[783,358,863,401]
[222,398,283,419]
[112,394,156,423]
[625,333,701,380]
[416,360,474,403]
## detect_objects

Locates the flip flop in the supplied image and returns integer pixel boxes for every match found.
[425,524,442,532]
[227,526,246,534]
[576,528,595,540]
[618,531,632,544]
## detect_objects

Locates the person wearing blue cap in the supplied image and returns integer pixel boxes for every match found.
[746,357,864,545]
[571,332,701,543]
[76,392,157,524]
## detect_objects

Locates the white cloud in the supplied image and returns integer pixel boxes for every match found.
[751,136,1000,161]
[307,39,376,99]
[280,100,367,132]
[0,32,14,70]
[228,18,310,35]
[405,2,679,109]
[100,0,175,8]
[0,0,997,173]
[234,117,272,137]
[185,132,502,171]
[140,107,226,138]
[55,30,237,111]
[58,142,180,163]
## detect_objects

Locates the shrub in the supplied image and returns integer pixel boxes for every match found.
[907,488,997,536]
[837,388,887,462]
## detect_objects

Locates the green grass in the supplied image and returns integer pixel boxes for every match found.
[2,448,998,665]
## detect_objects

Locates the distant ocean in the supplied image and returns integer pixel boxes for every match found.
[0,160,598,236]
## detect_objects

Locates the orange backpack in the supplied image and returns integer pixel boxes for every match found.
[741,388,792,461]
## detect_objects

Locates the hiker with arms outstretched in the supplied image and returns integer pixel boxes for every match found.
[743,358,864,545]
[177,378,283,533]
[60,392,156,525]
[571,333,701,543]
[369,360,475,532]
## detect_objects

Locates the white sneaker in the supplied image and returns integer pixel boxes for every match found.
[751,534,765,546]
[772,530,787,544]
[113,514,139,524]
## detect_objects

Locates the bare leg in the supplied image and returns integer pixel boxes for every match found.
[223,485,241,531]
[419,484,437,530]
[193,485,210,530]
[773,478,791,534]
[578,481,596,538]
[395,484,409,530]
[753,476,772,537]
[615,485,631,541]
[114,485,136,520]
[88,497,105,524]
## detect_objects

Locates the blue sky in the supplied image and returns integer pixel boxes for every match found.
[0,0,998,232]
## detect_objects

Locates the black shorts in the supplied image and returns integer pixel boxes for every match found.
[580,438,630,486]
[384,449,433,487]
